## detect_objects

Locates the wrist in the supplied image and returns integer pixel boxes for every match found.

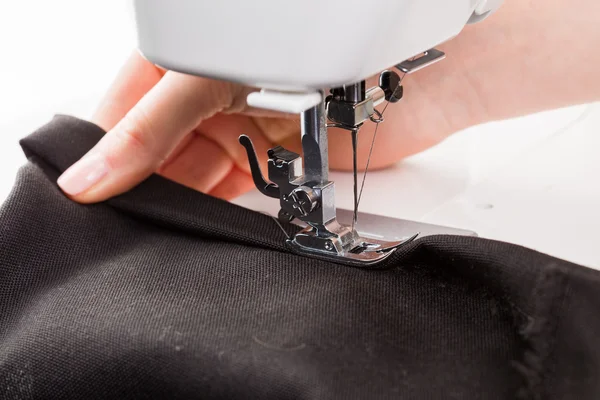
[433,0,600,126]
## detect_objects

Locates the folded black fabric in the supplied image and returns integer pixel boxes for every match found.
[1,116,599,399]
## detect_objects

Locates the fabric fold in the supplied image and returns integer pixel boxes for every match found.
[20,115,299,252]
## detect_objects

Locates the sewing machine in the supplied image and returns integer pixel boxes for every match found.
[132,0,502,266]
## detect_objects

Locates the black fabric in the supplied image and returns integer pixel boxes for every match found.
[0,116,599,399]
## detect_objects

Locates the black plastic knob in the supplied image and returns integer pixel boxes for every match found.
[379,70,403,103]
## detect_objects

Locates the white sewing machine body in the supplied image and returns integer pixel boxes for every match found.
[132,0,502,266]
[134,0,500,92]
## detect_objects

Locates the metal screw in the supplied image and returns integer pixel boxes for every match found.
[325,242,333,250]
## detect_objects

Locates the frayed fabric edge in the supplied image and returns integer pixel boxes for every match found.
[511,265,569,400]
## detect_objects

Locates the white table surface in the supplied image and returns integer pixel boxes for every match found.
[1,1,599,269]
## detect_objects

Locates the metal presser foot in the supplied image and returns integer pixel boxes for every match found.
[238,70,425,266]
[240,132,417,267]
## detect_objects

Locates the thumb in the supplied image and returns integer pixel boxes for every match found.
[58,72,240,203]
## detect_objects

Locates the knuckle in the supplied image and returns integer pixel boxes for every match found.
[115,123,146,154]
[114,109,156,156]
[208,80,240,113]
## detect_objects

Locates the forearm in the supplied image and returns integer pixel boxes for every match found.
[431,0,600,128]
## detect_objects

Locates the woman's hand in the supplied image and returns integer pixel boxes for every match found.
[56,52,298,202]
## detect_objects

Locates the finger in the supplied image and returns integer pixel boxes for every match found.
[197,114,273,175]
[58,72,241,203]
[92,50,164,132]
[209,167,256,200]
[158,133,234,194]
[159,130,195,169]
[249,116,300,145]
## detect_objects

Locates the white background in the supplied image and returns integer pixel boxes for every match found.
[1,1,599,268]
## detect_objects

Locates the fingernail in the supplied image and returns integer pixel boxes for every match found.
[57,155,109,196]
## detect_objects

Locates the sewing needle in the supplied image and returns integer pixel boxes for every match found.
[351,127,359,230]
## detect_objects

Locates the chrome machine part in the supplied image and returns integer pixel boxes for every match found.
[301,101,329,183]
[239,84,416,266]
[327,72,405,229]
[238,48,473,266]
[240,122,415,266]
[396,48,446,74]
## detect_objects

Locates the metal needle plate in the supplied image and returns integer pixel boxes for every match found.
[289,209,476,243]
[334,209,476,239]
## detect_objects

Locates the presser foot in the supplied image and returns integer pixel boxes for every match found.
[281,216,418,266]
[287,228,418,267]
[239,126,421,267]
